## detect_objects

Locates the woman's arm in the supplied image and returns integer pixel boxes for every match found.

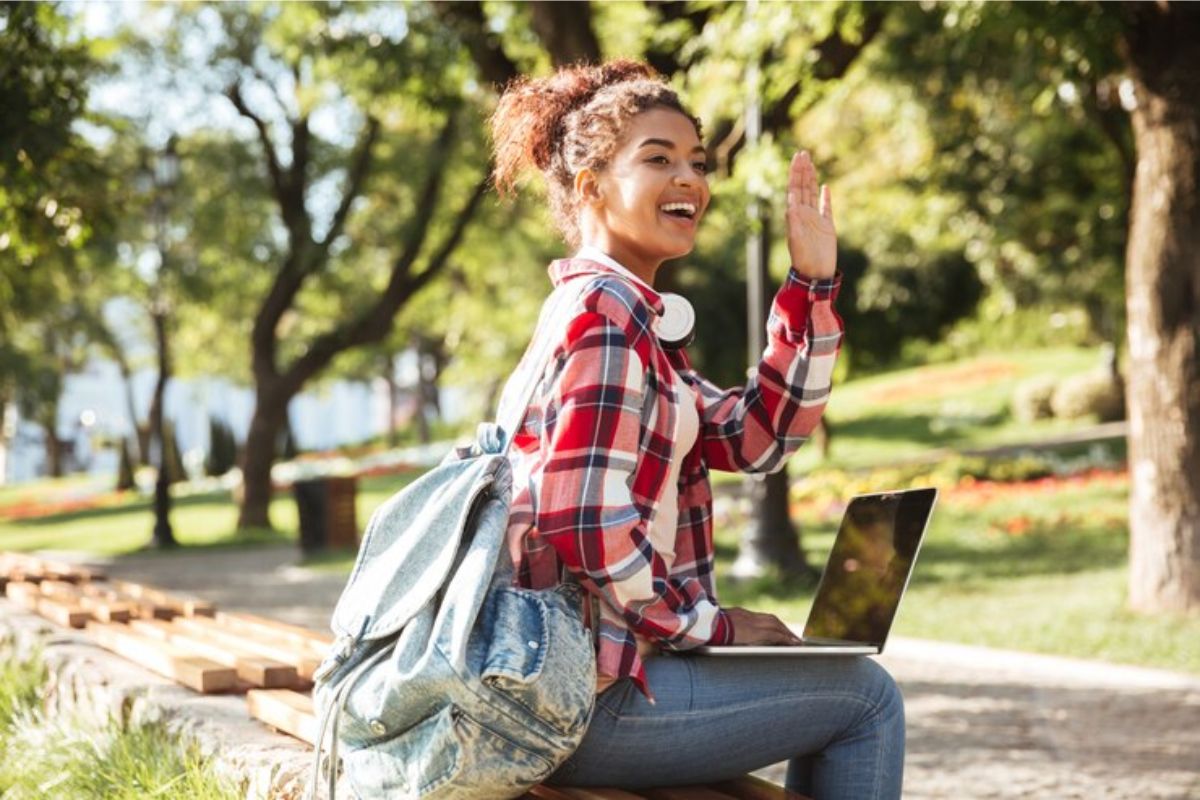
[688,269,842,473]
[691,149,842,473]
[535,306,734,650]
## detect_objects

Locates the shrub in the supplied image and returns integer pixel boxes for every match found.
[1012,377,1058,423]
[1050,370,1125,422]
[205,416,238,477]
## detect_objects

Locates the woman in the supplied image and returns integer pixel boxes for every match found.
[490,60,904,800]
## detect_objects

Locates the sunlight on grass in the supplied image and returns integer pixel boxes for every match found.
[790,346,1110,472]
[716,476,1200,674]
[0,472,418,558]
[0,645,238,800]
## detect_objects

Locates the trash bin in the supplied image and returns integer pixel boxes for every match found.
[294,476,358,553]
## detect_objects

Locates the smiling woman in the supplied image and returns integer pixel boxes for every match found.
[381,61,896,799]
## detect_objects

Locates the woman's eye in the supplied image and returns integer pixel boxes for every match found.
[648,155,669,164]
[692,162,708,173]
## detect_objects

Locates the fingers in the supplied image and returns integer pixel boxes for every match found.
[789,150,829,215]
[727,607,804,646]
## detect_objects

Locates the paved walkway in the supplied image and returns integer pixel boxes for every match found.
[77,545,1200,798]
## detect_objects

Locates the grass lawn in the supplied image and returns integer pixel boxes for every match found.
[716,471,1200,675]
[789,346,1111,473]
[0,473,418,557]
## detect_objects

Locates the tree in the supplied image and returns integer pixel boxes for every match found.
[170,3,494,530]
[1118,1,1200,612]
[0,1,115,479]
[870,0,1198,611]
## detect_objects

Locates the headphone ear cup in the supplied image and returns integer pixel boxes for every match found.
[657,293,696,350]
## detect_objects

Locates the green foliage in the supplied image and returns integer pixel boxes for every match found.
[0,643,45,729]
[1049,369,1124,423]
[870,2,1130,344]
[1012,376,1057,423]
[115,437,136,491]
[204,417,239,477]
[0,646,238,800]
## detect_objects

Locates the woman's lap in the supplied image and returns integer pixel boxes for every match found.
[548,654,905,800]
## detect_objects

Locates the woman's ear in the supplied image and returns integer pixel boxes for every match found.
[574,169,604,207]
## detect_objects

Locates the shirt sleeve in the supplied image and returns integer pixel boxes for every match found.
[690,269,843,473]
[534,308,733,649]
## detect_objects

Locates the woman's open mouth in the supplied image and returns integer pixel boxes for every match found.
[659,201,698,228]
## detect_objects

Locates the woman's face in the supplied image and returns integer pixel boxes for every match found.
[582,107,710,280]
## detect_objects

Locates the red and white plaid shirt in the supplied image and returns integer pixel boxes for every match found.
[505,257,843,699]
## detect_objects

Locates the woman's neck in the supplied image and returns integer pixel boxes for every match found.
[577,238,659,287]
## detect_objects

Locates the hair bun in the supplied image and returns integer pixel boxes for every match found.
[491,60,660,192]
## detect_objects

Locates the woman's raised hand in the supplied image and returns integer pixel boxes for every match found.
[785,151,837,280]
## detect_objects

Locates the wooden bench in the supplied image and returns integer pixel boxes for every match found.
[524,777,810,799]
[0,556,810,800]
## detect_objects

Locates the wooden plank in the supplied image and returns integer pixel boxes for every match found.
[129,619,298,689]
[87,622,238,693]
[76,595,134,624]
[246,689,319,745]
[171,616,322,680]
[5,580,42,608]
[711,777,812,800]
[111,579,215,617]
[215,611,333,652]
[527,787,648,800]
[35,596,90,628]
[75,582,173,620]
[38,579,84,597]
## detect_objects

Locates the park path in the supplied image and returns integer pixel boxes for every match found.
[94,543,1199,800]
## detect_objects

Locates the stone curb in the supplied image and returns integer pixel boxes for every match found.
[0,599,313,800]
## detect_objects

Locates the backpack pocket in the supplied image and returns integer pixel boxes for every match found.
[343,703,554,799]
[480,587,596,738]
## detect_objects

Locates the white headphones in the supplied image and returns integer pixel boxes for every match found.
[657,292,696,350]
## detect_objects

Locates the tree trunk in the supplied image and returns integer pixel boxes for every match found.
[149,308,176,547]
[237,387,288,531]
[1121,2,1200,612]
[383,353,399,449]
[732,464,816,582]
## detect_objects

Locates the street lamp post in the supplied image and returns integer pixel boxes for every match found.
[732,3,813,583]
[137,136,180,549]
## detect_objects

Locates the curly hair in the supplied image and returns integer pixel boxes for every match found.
[490,60,703,246]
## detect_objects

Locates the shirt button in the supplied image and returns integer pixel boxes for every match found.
[528,640,540,650]
[368,718,387,736]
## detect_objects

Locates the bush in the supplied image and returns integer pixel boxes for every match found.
[1012,377,1057,423]
[1050,370,1125,422]
[205,416,238,477]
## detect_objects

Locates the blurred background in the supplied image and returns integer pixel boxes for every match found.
[2,0,1197,659]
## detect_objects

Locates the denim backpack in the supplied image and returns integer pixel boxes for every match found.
[308,280,597,800]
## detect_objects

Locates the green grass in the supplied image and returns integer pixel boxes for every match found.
[0,473,418,557]
[789,346,1110,472]
[0,645,238,800]
[716,476,1200,674]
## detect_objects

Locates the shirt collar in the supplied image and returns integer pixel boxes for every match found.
[548,246,665,316]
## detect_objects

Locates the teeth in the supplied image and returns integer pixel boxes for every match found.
[660,202,696,216]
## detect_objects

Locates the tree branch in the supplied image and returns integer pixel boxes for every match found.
[432,2,520,87]
[528,1,602,66]
[404,170,492,298]
[318,116,381,253]
[225,82,287,203]
[279,112,467,395]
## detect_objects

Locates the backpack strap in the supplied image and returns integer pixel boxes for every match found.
[495,277,590,458]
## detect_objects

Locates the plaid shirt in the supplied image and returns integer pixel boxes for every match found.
[505,257,843,699]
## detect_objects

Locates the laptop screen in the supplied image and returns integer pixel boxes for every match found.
[803,488,937,646]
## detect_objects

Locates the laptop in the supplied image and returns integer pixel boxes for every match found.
[695,487,938,656]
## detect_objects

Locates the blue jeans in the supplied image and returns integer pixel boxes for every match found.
[547,654,905,800]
